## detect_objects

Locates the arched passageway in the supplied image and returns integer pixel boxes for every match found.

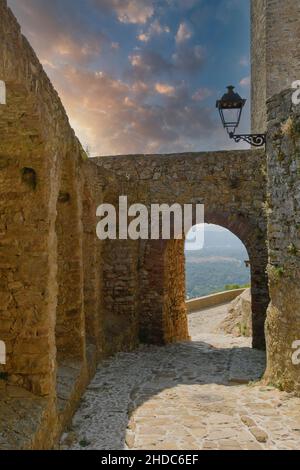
[138,212,269,351]
[94,150,269,353]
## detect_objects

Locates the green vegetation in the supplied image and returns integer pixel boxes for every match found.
[267,381,285,392]
[238,321,251,337]
[225,283,250,291]
[288,243,299,256]
[266,264,285,283]
[79,439,91,447]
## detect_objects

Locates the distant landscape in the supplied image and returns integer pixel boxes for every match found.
[185,225,250,299]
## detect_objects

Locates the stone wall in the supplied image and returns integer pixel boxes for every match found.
[186,288,246,313]
[101,238,140,355]
[94,150,269,350]
[218,288,252,338]
[251,0,300,395]
[251,0,300,133]
[82,161,105,355]
[139,239,189,345]
[0,0,105,448]
[251,0,267,134]
[265,88,300,394]
[265,0,300,98]
[162,239,189,344]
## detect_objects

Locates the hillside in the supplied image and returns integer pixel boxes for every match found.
[185,226,250,299]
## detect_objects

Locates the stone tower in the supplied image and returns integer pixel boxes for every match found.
[251,0,300,133]
[252,0,300,393]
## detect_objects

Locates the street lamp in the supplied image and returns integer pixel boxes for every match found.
[216,85,266,147]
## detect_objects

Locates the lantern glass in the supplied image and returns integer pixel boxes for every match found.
[219,107,243,130]
[216,86,246,134]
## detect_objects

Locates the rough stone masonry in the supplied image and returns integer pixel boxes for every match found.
[0,0,300,449]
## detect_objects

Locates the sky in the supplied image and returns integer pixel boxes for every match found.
[8,0,251,156]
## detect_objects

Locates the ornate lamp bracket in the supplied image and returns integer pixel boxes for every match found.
[229,132,266,147]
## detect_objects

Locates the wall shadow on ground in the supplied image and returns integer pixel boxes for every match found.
[65,339,266,450]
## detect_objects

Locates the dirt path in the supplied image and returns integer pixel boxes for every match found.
[62,304,300,450]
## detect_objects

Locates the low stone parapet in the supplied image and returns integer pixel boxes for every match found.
[186,289,246,313]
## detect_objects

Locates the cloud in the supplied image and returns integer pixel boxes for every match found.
[173,44,206,72]
[93,0,154,24]
[176,22,193,43]
[128,42,206,82]
[166,0,199,10]
[8,0,108,65]
[7,0,224,155]
[239,56,249,67]
[131,81,150,95]
[155,83,176,96]
[239,76,250,87]
[128,50,172,80]
[52,35,103,64]
[192,87,213,101]
[138,33,150,43]
[48,65,218,155]
[138,19,170,42]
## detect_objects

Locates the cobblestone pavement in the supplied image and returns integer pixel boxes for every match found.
[62,304,300,450]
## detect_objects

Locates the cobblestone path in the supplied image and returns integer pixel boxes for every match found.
[62,304,300,450]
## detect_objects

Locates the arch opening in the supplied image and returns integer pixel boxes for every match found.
[185,224,253,341]
[139,212,269,352]
[185,224,250,299]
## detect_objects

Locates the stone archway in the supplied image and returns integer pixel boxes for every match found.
[94,150,269,353]
[138,211,269,351]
